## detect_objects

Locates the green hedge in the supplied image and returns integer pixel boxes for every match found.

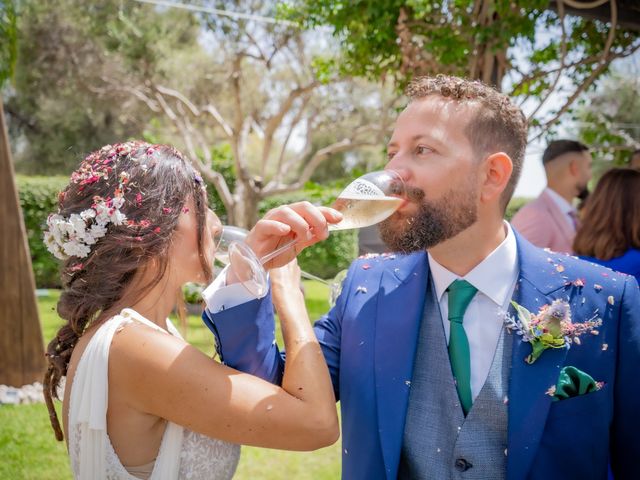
[505,197,530,222]
[259,183,358,280]
[17,175,68,288]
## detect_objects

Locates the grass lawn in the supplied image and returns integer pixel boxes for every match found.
[0,281,341,479]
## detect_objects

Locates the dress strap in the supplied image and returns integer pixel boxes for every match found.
[68,315,131,479]
[121,308,184,340]
[68,312,186,480]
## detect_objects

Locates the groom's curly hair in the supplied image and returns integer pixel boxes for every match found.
[406,75,528,211]
[43,141,211,441]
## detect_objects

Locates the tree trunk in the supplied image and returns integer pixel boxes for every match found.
[232,181,261,229]
[0,95,45,386]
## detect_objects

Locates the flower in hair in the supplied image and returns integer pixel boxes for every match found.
[43,194,127,260]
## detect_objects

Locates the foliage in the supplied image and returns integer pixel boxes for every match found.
[6,0,199,173]
[260,182,358,279]
[282,0,640,140]
[573,71,640,178]
[0,0,17,87]
[182,282,204,305]
[206,143,236,223]
[16,175,68,288]
[505,196,529,222]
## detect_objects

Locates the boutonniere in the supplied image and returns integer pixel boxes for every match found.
[505,299,602,364]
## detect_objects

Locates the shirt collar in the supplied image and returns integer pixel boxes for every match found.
[545,187,575,215]
[428,222,519,307]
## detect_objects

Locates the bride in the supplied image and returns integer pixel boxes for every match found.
[42,141,340,479]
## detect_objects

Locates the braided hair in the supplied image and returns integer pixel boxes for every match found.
[43,141,211,441]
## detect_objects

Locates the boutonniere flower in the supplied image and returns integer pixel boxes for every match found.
[505,299,602,364]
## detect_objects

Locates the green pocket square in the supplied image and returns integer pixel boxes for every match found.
[552,366,602,402]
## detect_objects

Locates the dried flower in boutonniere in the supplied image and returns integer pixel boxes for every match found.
[504,299,602,364]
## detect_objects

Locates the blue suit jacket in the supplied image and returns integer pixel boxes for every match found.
[203,232,640,479]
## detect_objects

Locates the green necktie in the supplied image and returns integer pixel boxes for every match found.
[446,279,477,416]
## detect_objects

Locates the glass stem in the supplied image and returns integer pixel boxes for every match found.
[258,237,300,265]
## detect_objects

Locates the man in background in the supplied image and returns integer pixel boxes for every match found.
[511,139,592,253]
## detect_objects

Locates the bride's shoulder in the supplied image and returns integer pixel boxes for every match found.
[108,313,188,375]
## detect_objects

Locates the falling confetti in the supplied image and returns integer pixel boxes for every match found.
[607,296,615,305]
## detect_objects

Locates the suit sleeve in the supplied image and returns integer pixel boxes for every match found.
[201,264,357,400]
[202,288,285,384]
[511,207,555,250]
[610,275,640,478]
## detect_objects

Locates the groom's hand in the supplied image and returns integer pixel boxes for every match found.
[246,201,342,269]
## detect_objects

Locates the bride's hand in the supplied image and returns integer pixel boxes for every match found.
[245,202,342,269]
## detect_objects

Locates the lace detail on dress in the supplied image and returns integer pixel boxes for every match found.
[178,431,239,480]
[69,423,81,478]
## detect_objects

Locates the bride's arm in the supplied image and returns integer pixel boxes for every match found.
[108,279,339,451]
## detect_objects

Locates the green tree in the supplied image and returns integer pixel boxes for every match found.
[6,0,200,173]
[0,0,17,87]
[120,1,398,227]
[573,70,640,177]
[8,0,396,228]
[282,0,640,142]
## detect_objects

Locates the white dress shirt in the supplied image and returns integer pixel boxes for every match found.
[201,266,266,313]
[428,222,519,400]
[545,187,577,232]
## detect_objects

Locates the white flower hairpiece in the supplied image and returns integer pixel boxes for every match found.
[43,194,127,260]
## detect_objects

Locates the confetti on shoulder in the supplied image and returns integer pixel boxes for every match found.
[358,252,380,260]
[355,285,368,294]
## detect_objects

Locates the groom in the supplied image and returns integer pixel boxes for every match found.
[202,75,640,479]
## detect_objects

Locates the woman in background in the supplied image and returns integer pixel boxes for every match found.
[574,167,640,284]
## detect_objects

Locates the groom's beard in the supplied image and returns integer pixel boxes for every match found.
[379,183,478,253]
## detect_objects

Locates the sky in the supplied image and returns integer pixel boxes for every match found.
[515,141,547,199]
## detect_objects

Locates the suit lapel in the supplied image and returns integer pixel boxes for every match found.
[374,252,429,479]
[506,233,570,480]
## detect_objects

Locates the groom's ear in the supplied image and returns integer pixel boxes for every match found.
[479,152,513,205]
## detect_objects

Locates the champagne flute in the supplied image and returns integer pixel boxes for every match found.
[213,226,329,285]
[225,170,406,297]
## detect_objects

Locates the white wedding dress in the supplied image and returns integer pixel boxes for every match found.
[68,308,240,479]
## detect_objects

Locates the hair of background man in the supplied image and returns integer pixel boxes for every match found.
[542,139,589,165]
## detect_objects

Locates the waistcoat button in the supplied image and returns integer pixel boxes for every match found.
[454,458,472,472]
